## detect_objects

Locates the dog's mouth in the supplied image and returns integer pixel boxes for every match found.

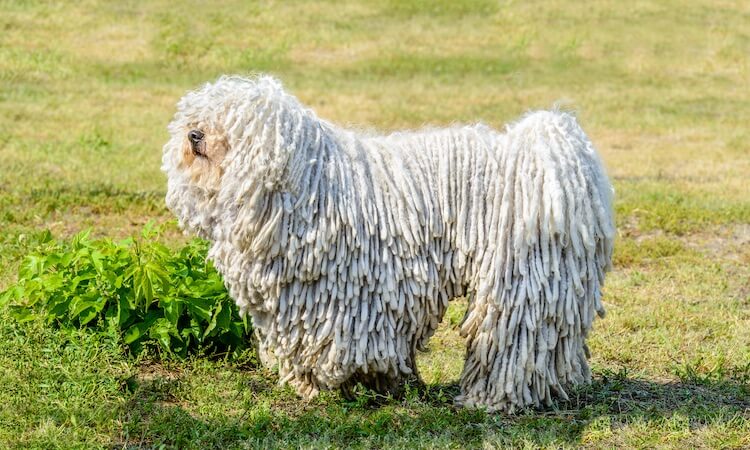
[192,143,207,158]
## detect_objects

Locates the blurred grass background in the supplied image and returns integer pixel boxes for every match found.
[0,0,748,448]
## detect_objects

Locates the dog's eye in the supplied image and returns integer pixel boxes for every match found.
[188,129,204,145]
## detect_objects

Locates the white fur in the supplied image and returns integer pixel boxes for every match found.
[162,75,615,412]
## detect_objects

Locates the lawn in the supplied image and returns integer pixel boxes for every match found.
[0,0,748,448]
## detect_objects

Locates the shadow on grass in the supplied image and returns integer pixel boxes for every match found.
[112,367,750,449]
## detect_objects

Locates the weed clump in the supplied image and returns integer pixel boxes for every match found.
[1,225,252,358]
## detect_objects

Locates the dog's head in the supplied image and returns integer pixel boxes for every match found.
[162,75,303,240]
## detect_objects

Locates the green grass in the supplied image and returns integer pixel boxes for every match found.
[1,0,749,447]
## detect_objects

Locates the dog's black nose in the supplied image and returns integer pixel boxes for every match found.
[188,129,204,144]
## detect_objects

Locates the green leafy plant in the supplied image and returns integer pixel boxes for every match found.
[0,225,252,357]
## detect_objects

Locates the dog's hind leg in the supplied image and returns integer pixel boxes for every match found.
[454,111,614,413]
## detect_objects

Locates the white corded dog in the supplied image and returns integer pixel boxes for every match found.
[162,75,615,412]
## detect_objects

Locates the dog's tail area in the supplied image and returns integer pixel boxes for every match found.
[457,110,615,412]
